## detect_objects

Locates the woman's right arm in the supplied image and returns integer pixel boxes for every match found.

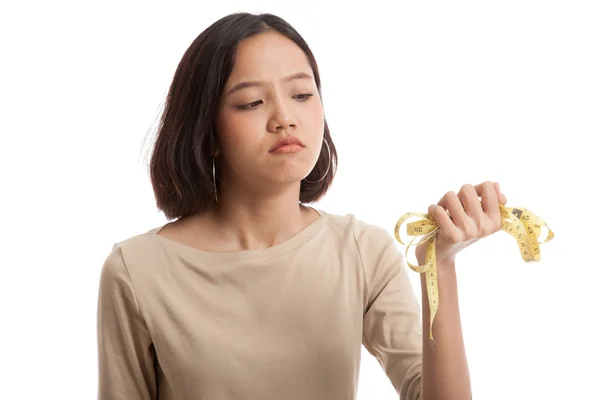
[97,243,157,400]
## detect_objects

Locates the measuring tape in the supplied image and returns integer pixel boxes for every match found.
[394,204,554,350]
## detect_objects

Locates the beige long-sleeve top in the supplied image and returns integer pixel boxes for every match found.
[96,209,423,399]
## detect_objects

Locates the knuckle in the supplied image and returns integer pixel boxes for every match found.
[467,221,480,235]
[449,233,462,243]
[465,226,478,238]
[460,184,473,193]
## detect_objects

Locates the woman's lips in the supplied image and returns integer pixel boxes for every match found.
[270,144,304,153]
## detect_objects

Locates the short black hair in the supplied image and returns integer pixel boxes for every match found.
[146,12,338,221]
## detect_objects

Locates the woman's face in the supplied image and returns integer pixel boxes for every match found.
[215,31,325,192]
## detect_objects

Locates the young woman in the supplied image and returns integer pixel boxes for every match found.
[97,11,506,400]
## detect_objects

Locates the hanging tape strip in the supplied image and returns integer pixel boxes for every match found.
[394,204,554,350]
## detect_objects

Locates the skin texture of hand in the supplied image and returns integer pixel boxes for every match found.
[415,181,508,266]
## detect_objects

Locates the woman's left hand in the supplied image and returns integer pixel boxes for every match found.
[415,181,508,266]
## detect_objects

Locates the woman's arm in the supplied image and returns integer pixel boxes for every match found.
[419,259,472,400]
[97,243,157,400]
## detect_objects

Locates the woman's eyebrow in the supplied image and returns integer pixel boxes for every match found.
[227,72,313,95]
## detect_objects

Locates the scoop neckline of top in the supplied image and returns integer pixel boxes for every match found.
[146,206,328,261]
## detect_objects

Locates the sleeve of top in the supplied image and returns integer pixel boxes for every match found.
[96,243,157,400]
[352,217,423,400]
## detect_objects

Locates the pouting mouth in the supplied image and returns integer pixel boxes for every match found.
[269,136,305,151]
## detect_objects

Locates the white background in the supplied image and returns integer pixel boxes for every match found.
[1,1,598,399]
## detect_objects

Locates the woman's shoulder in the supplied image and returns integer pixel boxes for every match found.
[101,223,168,265]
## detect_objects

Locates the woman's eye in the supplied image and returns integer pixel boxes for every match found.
[237,100,263,110]
[237,93,314,110]
[295,93,314,101]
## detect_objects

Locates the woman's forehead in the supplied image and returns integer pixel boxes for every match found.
[227,33,311,83]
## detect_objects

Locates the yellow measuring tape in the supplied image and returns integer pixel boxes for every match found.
[394,204,554,350]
